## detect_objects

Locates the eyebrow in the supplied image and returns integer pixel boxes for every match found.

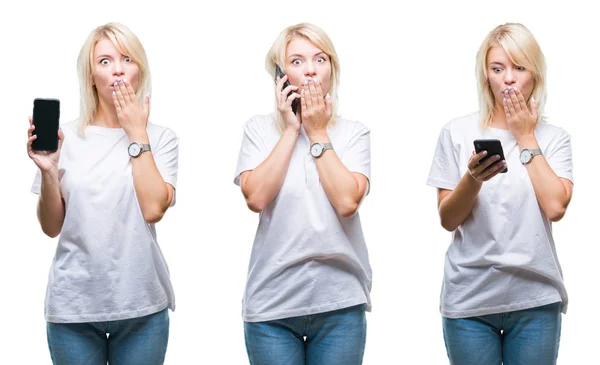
[96,54,114,60]
[489,61,505,67]
[287,51,327,59]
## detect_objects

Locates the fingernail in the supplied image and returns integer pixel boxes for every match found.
[482,151,488,155]
[112,91,116,95]
[502,161,507,165]
[114,82,118,87]
[123,78,127,83]
[531,96,536,103]
[503,97,506,103]
[301,89,304,95]
[505,90,509,95]
[513,86,518,91]
[326,93,331,99]
[304,80,308,86]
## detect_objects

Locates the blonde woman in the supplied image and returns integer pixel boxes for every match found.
[26,23,178,365]
[234,23,372,364]
[427,23,573,364]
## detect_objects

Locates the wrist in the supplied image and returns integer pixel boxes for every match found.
[517,135,538,149]
[466,171,483,188]
[41,167,59,181]
[283,126,300,138]
[308,131,330,144]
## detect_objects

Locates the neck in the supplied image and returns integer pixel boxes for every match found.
[92,98,121,128]
[490,103,508,129]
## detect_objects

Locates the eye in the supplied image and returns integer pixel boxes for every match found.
[316,56,327,63]
[492,67,502,73]
[515,66,526,71]
[291,59,302,66]
[124,57,133,63]
[100,58,110,65]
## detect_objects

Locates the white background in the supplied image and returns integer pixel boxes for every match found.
[1,0,598,363]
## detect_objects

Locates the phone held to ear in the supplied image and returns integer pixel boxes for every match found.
[473,139,508,173]
[275,65,299,115]
[32,98,60,152]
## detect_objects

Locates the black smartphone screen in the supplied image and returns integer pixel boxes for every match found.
[32,98,60,151]
[473,139,508,173]
[274,65,299,115]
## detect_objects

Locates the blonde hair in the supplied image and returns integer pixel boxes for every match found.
[265,23,340,133]
[77,23,151,133]
[476,23,546,128]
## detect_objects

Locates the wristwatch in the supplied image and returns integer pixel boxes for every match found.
[128,142,151,158]
[310,142,333,158]
[520,148,542,164]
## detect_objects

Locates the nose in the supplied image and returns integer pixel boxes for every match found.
[504,69,516,85]
[113,61,125,77]
[304,61,317,77]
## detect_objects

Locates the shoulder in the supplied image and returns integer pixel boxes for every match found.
[244,113,276,129]
[442,112,479,134]
[536,121,570,139]
[147,122,178,141]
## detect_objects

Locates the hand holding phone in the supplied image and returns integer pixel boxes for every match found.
[27,98,63,172]
[468,139,508,182]
[275,65,299,115]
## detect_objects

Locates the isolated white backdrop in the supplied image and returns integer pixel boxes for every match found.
[1,0,597,363]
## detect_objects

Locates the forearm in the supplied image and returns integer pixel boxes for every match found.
[438,172,482,231]
[242,127,298,212]
[520,137,571,221]
[37,169,65,238]
[311,133,364,218]
[130,132,171,223]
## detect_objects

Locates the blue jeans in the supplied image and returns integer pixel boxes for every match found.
[442,302,562,365]
[244,304,367,365]
[46,308,169,365]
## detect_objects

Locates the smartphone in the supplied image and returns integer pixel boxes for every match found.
[473,139,508,173]
[32,98,60,152]
[275,65,299,115]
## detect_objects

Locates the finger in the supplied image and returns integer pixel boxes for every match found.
[281,84,299,97]
[481,160,507,181]
[505,89,517,115]
[468,150,488,169]
[308,79,319,108]
[514,87,528,113]
[124,79,137,103]
[286,92,301,106]
[509,88,521,113]
[275,75,288,96]
[473,154,501,175]
[118,79,131,104]
[313,79,325,108]
[28,116,33,126]
[28,123,35,139]
[529,96,539,120]
[112,88,123,113]
[27,134,37,152]
[300,88,307,116]
[503,96,511,120]
[325,93,332,116]
[304,80,314,110]
[143,94,151,118]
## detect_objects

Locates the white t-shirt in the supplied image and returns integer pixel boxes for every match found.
[234,114,372,322]
[31,120,178,323]
[427,112,573,319]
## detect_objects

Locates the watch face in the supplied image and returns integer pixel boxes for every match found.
[520,149,532,163]
[128,143,141,157]
[311,143,324,157]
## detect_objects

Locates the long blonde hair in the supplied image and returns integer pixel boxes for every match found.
[476,23,546,128]
[77,23,151,133]
[265,23,340,133]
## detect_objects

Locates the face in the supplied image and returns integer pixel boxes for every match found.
[486,45,535,107]
[92,37,140,104]
[284,37,332,94]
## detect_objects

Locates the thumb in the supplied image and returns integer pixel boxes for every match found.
[57,128,65,150]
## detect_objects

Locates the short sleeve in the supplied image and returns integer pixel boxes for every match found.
[154,128,179,206]
[426,125,461,190]
[234,118,268,186]
[545,128,573,184]
[31,169,42,194]
[340,121,371,182]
